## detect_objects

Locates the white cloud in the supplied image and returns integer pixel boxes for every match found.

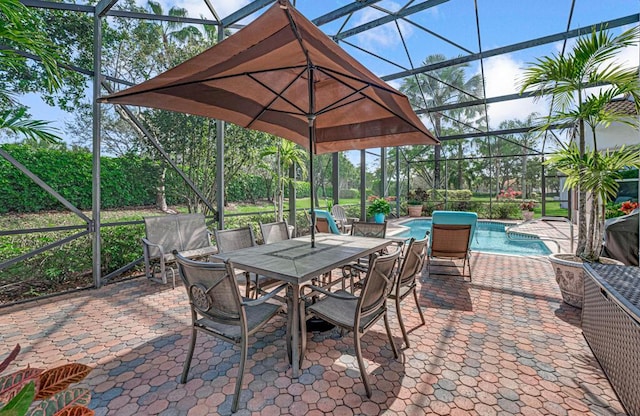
[351,2,414,53]
[481,54,548,127]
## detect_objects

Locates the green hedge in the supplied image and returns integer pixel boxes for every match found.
[0,145,311,212]
[0,145,162,213]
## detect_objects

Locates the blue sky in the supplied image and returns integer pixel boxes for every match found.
[16,0,640,150]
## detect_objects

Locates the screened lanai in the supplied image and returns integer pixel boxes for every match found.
[3,2,640,415]
[1,0,639,291]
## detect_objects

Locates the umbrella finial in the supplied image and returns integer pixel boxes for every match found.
[278,0,288,9]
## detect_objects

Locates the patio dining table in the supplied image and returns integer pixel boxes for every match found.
[212,233,392,378]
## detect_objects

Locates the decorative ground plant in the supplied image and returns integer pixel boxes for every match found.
[0,344,93,416]
[520,200,536,211]
[366,197,391,217]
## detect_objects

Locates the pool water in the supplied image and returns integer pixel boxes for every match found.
[395,219,552,256]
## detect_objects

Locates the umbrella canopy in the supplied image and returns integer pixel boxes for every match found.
[101,0,437,154]
[101,0,438,246]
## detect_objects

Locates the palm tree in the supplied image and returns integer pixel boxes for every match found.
[400,54,484,189]
[520,26,640,260]
[262,139,308,221]
[0,0,63,143]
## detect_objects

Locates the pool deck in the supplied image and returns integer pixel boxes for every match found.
[0,218,626,415]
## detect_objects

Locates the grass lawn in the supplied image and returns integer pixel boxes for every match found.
[224,198,360,214]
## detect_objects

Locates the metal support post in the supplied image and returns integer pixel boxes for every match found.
[288,164,296,236]
[216,25,225,229]
[360,149,366,221]
[380,147,386,197]
[332,152,339,206]
[92,12,102,288]
[395,147,400,217]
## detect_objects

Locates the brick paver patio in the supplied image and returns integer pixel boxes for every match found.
[0,251,627,415]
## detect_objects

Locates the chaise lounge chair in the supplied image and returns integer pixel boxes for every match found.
[427,210,477,281]
[313,209,346,235]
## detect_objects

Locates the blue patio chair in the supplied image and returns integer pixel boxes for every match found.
[428,211,478,281]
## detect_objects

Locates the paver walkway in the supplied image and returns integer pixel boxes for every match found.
[0,251,626,415]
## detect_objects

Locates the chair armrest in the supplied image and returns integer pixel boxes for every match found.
[142,238,164,258]
[342,263,368,276]
[242,283,288,306]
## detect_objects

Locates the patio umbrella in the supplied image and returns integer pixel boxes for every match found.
[101,0,438,247]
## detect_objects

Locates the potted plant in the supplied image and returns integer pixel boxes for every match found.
[520,26,640,308]
[367,197,391,223]
[407,199,423,217]
[520,200,536,221]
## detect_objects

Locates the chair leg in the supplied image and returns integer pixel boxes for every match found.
[354,330,372,398]
[413,288,426,326]
[143,248,152,280]
[254,273,261,299]
[286,290,293,365]
[244,272,251,298]
[232,336,248,413]
[395,296,410,348]
[168,267,176,289]
[384,311,399,359]
[181,328,197,384]
[159,261,167,285]
[299,299,307,368]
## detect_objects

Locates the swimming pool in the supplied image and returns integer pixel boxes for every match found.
[394,219,552,256]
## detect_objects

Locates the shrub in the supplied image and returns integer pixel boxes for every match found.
[490,202,521,219]
[339,188,359,199]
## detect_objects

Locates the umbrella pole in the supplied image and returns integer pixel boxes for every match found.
[308,115,316,248]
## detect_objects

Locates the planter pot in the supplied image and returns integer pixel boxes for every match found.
[522,210,534,221]
[408,205,422,217]
[373,213,385,223]
[548,253,623,308]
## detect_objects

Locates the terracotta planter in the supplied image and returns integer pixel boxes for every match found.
[548,253,623,308]
[408,205,422,217]
[522,210,534,221]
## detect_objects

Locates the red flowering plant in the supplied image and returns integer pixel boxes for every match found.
[520,200,537,211]
[496,188,522,200]
[367,195,395,202]
[620,201,638,215]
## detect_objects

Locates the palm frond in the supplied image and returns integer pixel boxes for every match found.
[0,108,61,143]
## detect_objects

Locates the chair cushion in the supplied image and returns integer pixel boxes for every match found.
[196,301,282,342]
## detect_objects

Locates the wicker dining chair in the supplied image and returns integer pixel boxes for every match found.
[259,220,290,244]
[174,252,288,413]
[390,236,428,348]
[299,248,401,398]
